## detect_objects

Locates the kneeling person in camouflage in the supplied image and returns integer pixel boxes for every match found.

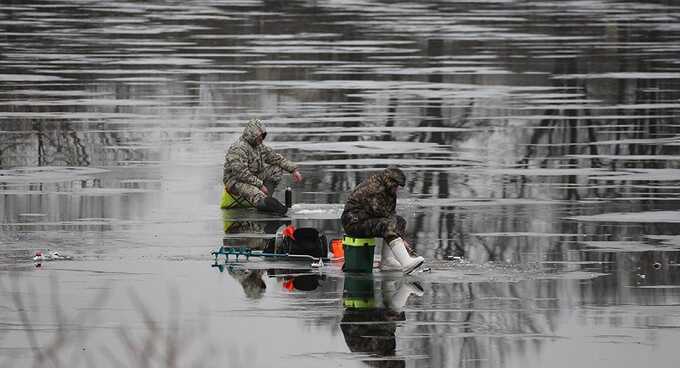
[341,167,424,274]
[223,119,303,214]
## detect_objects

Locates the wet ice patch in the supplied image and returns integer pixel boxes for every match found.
[106,57,212,65]
[290,203,343,220]
[590,168,680,182]
[41,68,245,75]
[249,39,414,46]
[96,77,173,82]
[0,166,109,184]
[472,232,585,237]
[238,45,419,55]
[266,126,473,134]
[84,24,209,35]
[410,197,564,207]
[554,72,680,79]
[645,235,680,247]
[482,167,606,176]
[420,259,607,283]
[302,158,463,167]
[2,219,116,228]
[0,98,167,107]
[579,241,679,252]
[535,270,610,280]
[291,141,448,154]
[0,89,111,97]
[191,32,340,40]
[568,154,680,161]
[0,111,148,120]
[72,187,157,196]
[567,211,680,223]
[317,65,513,76]
[0,74,68,81]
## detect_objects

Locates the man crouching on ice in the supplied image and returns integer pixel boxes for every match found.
[223,119,303,214]
[341,167,424,274]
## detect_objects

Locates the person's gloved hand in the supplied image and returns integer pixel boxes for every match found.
[292,169,303,183]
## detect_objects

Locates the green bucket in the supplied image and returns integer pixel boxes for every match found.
[342,236,375,273]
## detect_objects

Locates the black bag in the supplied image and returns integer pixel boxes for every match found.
[281,227,328,258]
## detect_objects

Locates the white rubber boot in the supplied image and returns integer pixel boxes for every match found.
[380,242,401,271]
[389,238,424,274]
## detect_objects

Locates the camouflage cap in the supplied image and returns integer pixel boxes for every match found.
[383,167,406,187]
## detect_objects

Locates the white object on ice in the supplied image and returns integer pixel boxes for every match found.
[33,251,72,262]
[311,258,324,268]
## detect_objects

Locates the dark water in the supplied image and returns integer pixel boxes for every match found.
[1,0,680,367]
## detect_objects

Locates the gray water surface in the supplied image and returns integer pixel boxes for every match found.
[1,1,680,367]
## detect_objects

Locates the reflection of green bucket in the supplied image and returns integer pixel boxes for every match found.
[342,236,375,273]
[220,190,251,209]
[343,275,375,309]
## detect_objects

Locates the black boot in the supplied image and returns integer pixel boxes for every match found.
[254,197,287,215]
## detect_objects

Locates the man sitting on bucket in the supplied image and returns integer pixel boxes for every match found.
[341,167,424,274]
[223,119,303,214]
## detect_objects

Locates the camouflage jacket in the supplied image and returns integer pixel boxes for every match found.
[223,119,297,189]
[341,171,398,226]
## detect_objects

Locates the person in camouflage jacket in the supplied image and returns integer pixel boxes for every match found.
[223,119,303,211]
[341,167,407,243]
[341,167,424,273]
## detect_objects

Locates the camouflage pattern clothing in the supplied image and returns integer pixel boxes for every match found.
[341,308,403,360]
[341,168,408,243]
[223,119,297,205]
[227,266,267,299]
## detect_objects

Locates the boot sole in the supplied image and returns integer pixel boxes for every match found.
[380,265,402,272]
[403,259,425,275]
[379,259,402,271]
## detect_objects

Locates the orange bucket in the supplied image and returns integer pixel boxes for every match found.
[330,239,344,259]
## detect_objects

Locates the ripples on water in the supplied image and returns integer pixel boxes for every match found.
[1,1,680,367]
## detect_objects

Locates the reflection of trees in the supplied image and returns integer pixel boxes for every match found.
[518,44,680,202]
[0,120,90,168]
[0,82,159,167]
[0,139,20,169]
[408,280,559,368]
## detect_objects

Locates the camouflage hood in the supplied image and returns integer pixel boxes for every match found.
[380,167,406,187]
[241,119,266,146]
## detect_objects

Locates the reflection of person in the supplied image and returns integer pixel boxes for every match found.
[222,209,287,250]
[227,267,324,298]
[340,275,423,368]
[223,119,303,214]
[227,266,267,299]
[341,167,424,273]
